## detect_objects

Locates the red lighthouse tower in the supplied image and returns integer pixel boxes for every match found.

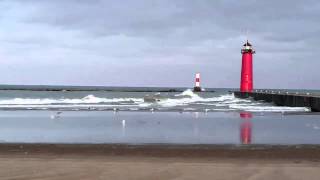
[240,40,255,92]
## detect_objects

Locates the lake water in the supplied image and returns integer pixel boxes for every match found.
[0,87,318,145]
[0,111,319,145]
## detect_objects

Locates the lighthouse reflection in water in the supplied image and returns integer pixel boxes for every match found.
[240,112,253,145]
[2,110,320,145]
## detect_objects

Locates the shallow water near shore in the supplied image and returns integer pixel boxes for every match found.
[0,111,319,145]
[0,87,319,145]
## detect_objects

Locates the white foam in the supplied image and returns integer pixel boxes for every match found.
[175,90,238,102]
[175,89,200,98]
[0,90,312,113]
[159,90,239,107]
[157,90,310,112]
[229,104,310,112]
[0,95,143,105]
[0,104,139,108]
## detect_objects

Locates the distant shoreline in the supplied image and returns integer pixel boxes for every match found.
[0,85,218,92]
[0,88,214,92]
[0,84,318,92]
[0,88,186,92]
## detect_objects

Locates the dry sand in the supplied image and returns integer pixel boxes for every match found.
[0,144,319,180]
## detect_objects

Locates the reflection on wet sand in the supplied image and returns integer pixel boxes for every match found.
[0,111,319,145]
[122,119,126,137]
[240,112,252,145]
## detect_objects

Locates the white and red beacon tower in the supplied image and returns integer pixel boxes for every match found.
[193,73,202,92]
[240,40,255,92]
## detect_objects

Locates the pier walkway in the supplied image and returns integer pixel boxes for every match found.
[234,90,320,112]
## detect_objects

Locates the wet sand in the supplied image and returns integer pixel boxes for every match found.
[0,144,320,180]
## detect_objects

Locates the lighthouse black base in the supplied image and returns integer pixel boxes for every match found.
[193,87,202,92]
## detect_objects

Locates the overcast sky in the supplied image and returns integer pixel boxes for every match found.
[0,0,319,89]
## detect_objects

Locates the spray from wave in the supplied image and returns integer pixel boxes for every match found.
[155,89,244,107]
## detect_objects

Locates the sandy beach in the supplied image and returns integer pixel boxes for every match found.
[1,155,320,180]
[0,144,319,180]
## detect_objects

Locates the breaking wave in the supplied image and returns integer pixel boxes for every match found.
[0,89,311,112]
[157,89,246,107]
[0,95,144,105]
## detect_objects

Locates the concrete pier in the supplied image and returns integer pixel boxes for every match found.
[234,91,320,112]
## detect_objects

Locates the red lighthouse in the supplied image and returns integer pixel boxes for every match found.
[240,40,255,92]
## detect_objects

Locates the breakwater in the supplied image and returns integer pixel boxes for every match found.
[0,85,215,92]
[234,90,320,112]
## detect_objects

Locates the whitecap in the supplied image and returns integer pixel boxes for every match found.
[0,95,144,105]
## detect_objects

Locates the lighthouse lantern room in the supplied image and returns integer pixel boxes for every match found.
[240,40,255,92]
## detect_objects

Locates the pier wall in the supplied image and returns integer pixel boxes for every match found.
[234,91,320,112]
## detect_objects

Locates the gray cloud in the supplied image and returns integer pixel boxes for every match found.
[0,0,319,88]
